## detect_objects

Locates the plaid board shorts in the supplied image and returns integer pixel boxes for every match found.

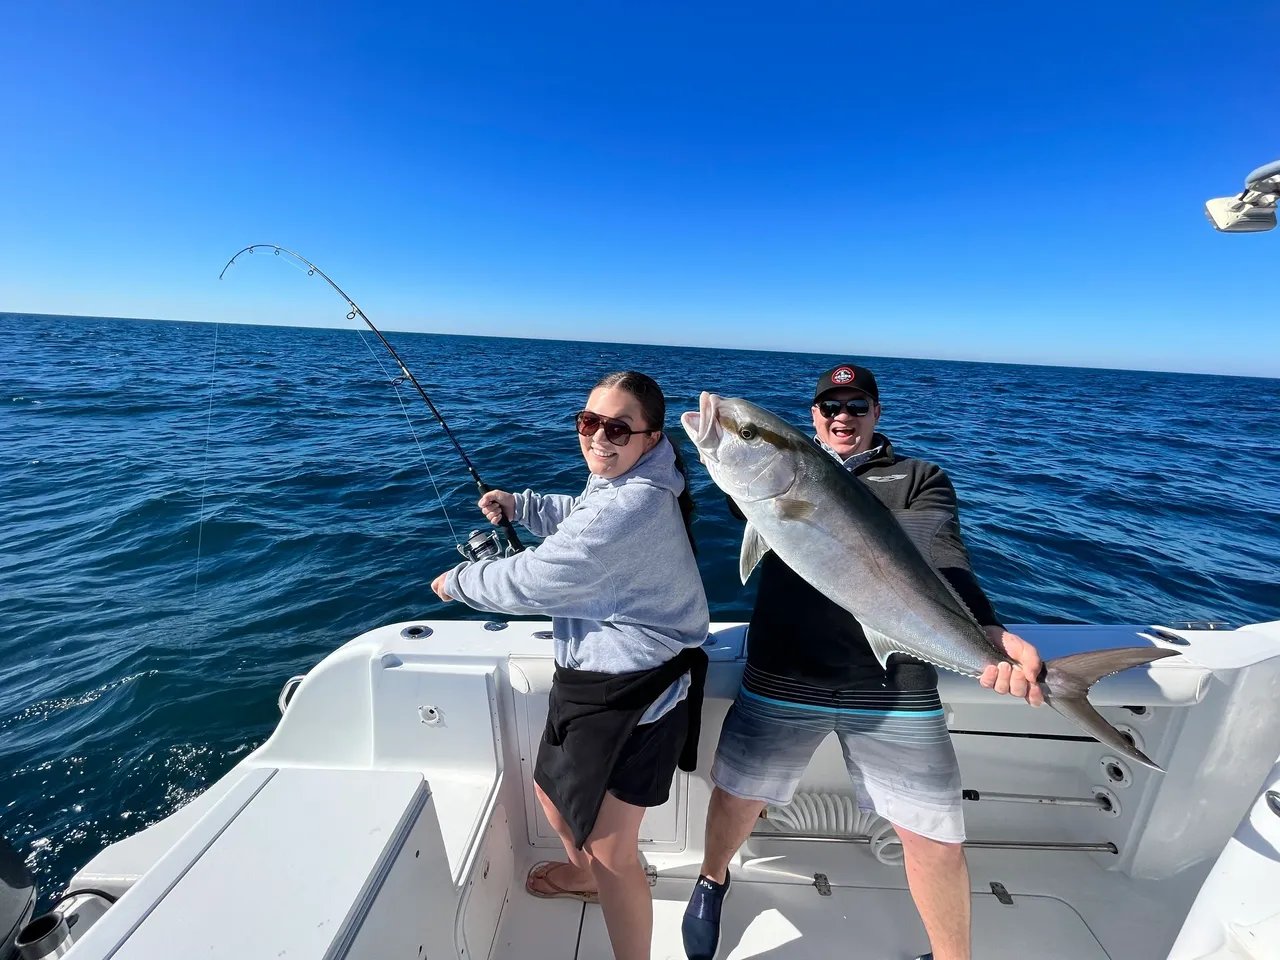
[710,672,966,844]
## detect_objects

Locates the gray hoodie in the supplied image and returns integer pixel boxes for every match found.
[445,438,710,722]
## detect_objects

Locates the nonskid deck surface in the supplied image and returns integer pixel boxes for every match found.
[493,877,1110,960]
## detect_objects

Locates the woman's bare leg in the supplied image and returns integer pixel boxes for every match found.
[585,792,651,960]
[531,781,597,896]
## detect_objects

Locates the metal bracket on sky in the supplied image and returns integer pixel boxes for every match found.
[219,244,525,558]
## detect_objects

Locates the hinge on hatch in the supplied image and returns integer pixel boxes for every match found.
[990,881,1014,905]
[813,873,831,897]
[645,865,657,887]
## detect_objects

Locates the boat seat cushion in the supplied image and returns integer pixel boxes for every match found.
[64,767,435,959]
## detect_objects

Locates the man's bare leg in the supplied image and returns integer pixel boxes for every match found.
[699,786,765,882]
[896,825,970,960]
[684,786,764,959]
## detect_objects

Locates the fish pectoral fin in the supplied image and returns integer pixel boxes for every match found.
[774,498,815,522]
[739,524,771,584]
[862,625,915,669]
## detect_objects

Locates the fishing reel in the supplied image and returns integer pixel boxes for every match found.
[457,528,518,562]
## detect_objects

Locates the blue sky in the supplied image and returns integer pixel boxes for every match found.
[2,2,1277,376]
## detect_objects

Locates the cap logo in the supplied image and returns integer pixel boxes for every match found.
[831,366,856,385]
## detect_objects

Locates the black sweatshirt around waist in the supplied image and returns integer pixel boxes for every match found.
[534,646,708,848]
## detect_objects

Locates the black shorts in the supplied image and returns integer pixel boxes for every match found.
[607,698,689,808]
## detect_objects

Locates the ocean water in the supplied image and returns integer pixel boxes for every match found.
[2,312,1278,904]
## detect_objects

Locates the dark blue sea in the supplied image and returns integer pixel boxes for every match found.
[3,312,1278,904]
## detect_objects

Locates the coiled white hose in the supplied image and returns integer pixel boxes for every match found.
[763,792,904,865]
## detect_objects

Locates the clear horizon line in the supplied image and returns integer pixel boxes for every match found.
[3,308,1276,382]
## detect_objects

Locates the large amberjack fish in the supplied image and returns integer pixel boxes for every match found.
[681,392,1178,771]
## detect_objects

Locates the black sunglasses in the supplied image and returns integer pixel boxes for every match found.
[816,397,873,419]
[575,410,659,446]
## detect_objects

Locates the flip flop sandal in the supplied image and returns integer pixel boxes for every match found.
[525,860,600,903]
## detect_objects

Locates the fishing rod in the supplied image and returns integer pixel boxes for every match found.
[219,244,525,561]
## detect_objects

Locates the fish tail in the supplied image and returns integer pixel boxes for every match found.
[1041,647,1181,771]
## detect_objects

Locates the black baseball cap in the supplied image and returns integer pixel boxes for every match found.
[813,364,879,403]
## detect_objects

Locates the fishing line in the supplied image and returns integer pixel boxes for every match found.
[219,249,462,547]
[192,322,220,603]
[218,244,525,559]
[353,330,461,546]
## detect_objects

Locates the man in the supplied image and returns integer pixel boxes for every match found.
[682,363,1043,960]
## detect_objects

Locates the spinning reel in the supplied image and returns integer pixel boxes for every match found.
[457,527,520,562]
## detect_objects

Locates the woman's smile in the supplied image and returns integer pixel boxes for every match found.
[579,385,661,477]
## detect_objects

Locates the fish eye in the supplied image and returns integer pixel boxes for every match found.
[738,425,757,441]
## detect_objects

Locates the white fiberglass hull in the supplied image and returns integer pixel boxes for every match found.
[21,618,1280,960]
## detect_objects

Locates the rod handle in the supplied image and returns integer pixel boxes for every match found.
[476,481,526,553]
[500,517,525,553]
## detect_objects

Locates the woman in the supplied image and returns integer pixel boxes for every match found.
[430,370,709,960]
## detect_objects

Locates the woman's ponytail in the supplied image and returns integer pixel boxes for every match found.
[667,434,698,554]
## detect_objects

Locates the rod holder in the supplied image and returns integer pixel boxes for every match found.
[15,911,72,959]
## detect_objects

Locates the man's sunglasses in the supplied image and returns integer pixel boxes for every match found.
[575,410,659,446]
[816,397,873,419]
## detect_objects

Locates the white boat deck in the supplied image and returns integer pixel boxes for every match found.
[580,880,1104,960]
[47,618,1280,960]
[489,825,1205,960]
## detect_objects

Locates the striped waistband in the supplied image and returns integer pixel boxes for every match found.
[741,663,943,713]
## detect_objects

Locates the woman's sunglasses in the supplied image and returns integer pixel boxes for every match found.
[816,397,873,419]
[575,410,659,446]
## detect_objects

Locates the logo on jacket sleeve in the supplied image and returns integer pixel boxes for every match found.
[866,474,907,482]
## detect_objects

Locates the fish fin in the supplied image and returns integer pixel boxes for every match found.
[1042,647,1181,771]
[739,524,770,584]
[862,625,916,670]
[774,498,815,522]
[926,566,978,623]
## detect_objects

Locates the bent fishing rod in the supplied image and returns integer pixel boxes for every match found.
[219,244,525,560]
